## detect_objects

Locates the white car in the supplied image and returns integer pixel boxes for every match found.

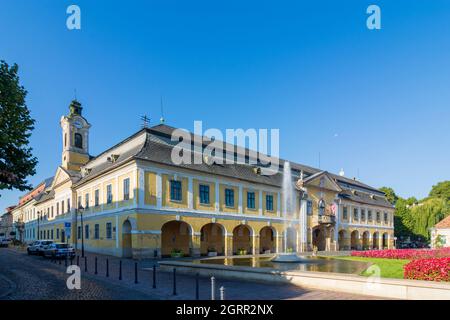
[27,240,54,255]
[0,239,11,248]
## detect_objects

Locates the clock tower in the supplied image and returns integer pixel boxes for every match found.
[60,100,91,171]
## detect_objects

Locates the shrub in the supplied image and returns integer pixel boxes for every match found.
[351,248,450,260]
[404,257,450,282]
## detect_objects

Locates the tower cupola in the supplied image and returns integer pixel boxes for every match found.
[60,100,91,171]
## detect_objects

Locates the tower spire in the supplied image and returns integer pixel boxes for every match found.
[160,95,165,124]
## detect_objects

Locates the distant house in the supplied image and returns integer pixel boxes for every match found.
[0,206,16,239]
[431,216,450,248]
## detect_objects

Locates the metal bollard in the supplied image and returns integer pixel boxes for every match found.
[70,257,74,265]
[76,255,80,266]
[173,268,177,295]
[134,262,138,284]
[84,256,88,272]
[195,273,200,300]
[152,264,156,289]
[106,259,109,277]
[95,257,98,275]
[119,260,122,280]
[220,286,225,300]
[211,276,216,300]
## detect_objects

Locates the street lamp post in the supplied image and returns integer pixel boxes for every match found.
[78,205,85,258]
[37,211,41,240]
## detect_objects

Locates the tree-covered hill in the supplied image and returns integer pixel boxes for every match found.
[380,182,450,242]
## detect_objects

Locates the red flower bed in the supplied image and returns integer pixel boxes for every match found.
[351,248,450,260]
[404,257,450,282]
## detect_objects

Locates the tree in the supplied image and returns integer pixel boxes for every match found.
[0,60,37,194]
[429,181,450,201]
[379,187,398,205]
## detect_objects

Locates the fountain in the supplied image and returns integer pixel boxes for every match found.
[271,161,305,263]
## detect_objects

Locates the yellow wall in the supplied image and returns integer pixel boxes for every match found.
[144,171,157,205]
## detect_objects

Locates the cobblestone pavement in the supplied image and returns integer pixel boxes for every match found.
[0,248,382,300]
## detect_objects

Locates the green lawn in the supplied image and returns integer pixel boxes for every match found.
[333,256,410,279]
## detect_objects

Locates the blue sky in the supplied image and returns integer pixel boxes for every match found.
[1,0,450,209]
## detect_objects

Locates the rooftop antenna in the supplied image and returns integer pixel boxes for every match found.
[160,95,165,124]
[74,88,77,100]
[140,115,150,129]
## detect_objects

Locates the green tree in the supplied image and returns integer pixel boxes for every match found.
[379,187,398,205]
[429,181,450,201]
[0,60,37,194]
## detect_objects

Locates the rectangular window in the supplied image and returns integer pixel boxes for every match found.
[353,208,359,221]
[78,196,82,209]
[57,229,60,239]
[56,203,59,215]
[85,193,90,209]
[170,180,182,201]
[199,184,210,204]
[361,209,366,221]
[107,184,113,204]
[95,189,100,207]
[247,192,256,209]
[225,188,234,207]
[266,194,274,211]
[376,212,381,223]
[77,226,81,240]
[67,199,70,212]
[123,178,130,201]
[94,224,99,239]
[307,200,313,216]
[61,200,64,214]
[368,210,373,221]
[85,225,89,239]
[343,207,348,220]
[384,212,388,223]
[51,229,54,240]
[51,207,53,218]
[106,222,112,239]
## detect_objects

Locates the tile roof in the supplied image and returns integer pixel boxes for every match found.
[72,124,391,208]
[435,215,450,229]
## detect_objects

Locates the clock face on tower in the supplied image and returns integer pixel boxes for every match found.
[73,120,83,129]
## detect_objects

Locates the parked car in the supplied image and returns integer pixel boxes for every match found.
[0,239,12,248]
[43,243,75,259]
[27,240,54,255]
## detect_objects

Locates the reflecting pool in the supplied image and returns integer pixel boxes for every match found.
[190,255,370,275]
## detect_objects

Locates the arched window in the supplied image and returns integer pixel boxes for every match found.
[74,133,83,148]
[318,199,326,216]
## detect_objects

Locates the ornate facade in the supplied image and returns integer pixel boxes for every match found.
[10,101,395,258]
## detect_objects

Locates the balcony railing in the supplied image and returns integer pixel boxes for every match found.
[318,214,336,224]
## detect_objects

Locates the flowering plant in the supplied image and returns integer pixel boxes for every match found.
[351,248,450,260]
[404,257,450,282]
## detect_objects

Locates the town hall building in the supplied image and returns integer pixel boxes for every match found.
[10,100,395,258]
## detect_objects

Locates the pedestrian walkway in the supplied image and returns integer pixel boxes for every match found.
[51,249,381,300]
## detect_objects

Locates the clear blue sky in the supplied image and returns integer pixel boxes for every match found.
[1,0,450,210]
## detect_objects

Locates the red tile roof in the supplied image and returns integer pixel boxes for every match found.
[435,215,450,229]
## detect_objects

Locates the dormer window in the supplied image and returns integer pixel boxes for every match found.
[108,154,120,163]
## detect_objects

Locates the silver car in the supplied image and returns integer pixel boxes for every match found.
[43,243,75,259]
[27,240,54,255]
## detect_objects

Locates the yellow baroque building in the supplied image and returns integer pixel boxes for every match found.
[11,101,395,258]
